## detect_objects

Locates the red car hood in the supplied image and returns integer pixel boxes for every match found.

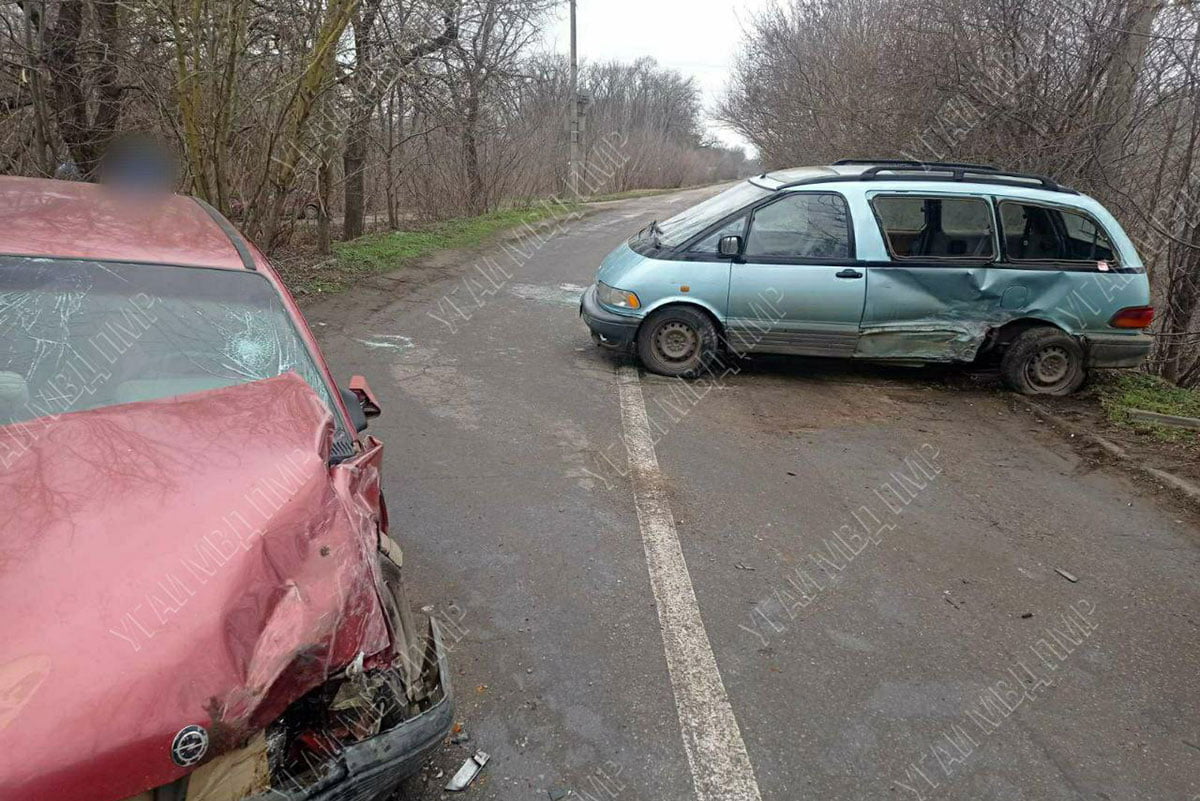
[0,374,391,801]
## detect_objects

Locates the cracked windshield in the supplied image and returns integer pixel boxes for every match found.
[0,1,1197,800]
[0,258,340,429]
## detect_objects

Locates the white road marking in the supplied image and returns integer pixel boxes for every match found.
[355,334,414,352]
[615,366,763,801]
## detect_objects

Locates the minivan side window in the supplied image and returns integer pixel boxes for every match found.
[998,201,1117,262]
[872,196,996,260]
[743,193,851,260]
[691,213,749,255]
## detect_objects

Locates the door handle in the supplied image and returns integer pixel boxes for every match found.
[836,269,863,279]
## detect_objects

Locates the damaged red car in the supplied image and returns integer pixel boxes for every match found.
[0,177,452,801]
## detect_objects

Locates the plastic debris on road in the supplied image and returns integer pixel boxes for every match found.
[446,751,490,792]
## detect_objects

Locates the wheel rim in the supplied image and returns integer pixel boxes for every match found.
[1026,344,1073,389]
[655,320,700,363]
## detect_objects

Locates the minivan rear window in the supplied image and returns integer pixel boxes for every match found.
[998,201,1117,262]
[873,196,996,260]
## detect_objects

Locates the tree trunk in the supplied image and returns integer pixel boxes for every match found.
[173,0,212,201]
[463,85,484,214]
[340,5,457,240]
[44,0,125,179]
[212,0,246,213]
[317,150,333,256]
[341,4,378,242]
[248,0,357,248]
[1158,226,1200,384]
[45,1,89,173]
[1092,1,1164,181]
[385,87,400,230]
[22,1,53,176]
[342,117,369,240]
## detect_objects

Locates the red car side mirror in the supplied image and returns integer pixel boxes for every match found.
[348,375,381,419]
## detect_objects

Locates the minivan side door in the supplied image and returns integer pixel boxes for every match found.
[725,191,865,356]
[857,193,999,361]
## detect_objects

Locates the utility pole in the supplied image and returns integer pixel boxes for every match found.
[568,0,580,198]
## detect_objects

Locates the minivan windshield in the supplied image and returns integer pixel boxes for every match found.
[654,181,773,247]
[0,256,351,453]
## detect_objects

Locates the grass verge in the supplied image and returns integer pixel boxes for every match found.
[284,204,581,295]
[1096,371,1200,443]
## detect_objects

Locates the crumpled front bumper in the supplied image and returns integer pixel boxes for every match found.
[580,284,640,351]
[246,620,454,801]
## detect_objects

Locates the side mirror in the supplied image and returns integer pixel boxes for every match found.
[340,376,381,434]
[718,235,743,258]
[349,375,381,418]
[340,386,369,433]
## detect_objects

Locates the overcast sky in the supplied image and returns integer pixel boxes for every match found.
[543,0,773,154]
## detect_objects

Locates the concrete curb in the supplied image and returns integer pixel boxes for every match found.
[1024,400,1200,505]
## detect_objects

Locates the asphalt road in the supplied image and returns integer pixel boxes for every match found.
[307,187,1200,801]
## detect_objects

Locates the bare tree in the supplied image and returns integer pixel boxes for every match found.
[168,0,249,213]
[243,0,359,246]
[43,0,125,178]
[341,0,457,240]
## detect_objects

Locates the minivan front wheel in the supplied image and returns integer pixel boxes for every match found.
[1000,327,1087,396]
[637,306,718,379]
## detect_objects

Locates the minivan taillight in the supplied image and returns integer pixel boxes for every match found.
[1109,306,1155,329]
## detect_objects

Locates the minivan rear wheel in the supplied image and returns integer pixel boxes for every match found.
[637,306,718,379]
[1000,327,1087,395]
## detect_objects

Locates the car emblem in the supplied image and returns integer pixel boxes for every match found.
[170,724,209,767]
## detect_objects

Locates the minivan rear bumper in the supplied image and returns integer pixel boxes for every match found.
[580,284,640,351]
[1085,333,1153,368]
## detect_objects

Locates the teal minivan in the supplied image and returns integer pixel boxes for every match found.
[580,160,1154,395]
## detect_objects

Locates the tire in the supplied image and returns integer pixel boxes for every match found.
[1000,327,1087,396]
[637,305,719,379]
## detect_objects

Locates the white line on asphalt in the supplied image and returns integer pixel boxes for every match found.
[615,366,763,801]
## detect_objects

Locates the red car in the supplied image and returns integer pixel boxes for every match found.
[0,177,452,801]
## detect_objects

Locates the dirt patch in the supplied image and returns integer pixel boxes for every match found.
[638,356,951,434]
[736,375,919,433]
[1028,381,1200,484]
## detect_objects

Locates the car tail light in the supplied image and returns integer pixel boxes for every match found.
[1109,306,1155,329]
